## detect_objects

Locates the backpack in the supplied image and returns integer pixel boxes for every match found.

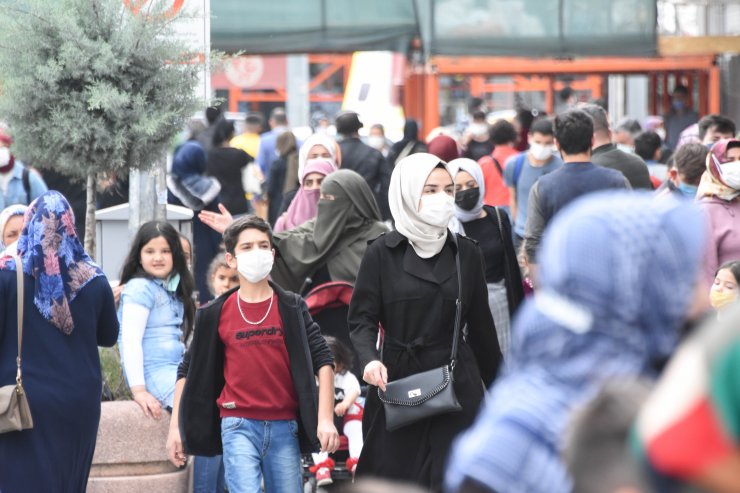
[511,153,526,193]
[22,167,31,204]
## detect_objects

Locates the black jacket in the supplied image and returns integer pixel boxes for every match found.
[338,137,392,219]
[592,143,652,190]
[176,282,333,456]
[479,205,525,316]
[348,231,501,489]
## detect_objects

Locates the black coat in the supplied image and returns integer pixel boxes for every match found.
[348,231,501,491]
[176,282,334,456]
[338,137,392,220]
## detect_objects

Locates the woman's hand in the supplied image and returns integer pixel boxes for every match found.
[198,203,233,234]
[166,426,187,468]
[317,418,340,454]
[132,387,163,419]
[363,360,388,391]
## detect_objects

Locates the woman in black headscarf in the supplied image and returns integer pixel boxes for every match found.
[198,169,388,294]
[271,169,389,293]
[387,119,428,168]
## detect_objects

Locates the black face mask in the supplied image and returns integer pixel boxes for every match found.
[455,188,480,211]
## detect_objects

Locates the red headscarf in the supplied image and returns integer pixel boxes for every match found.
[427,135,460,162]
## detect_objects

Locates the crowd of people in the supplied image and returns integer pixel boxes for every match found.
[0,85,740,493]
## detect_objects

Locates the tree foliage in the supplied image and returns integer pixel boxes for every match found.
[0,0,202,179]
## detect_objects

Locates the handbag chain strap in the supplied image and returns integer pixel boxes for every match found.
[449,233,463,369]
[14,255,24,389]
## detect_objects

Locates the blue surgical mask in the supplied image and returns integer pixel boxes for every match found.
[677,182,698,198]
[166,273,181,292]
[672,100,685,111]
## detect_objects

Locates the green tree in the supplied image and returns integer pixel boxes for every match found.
[0,0,202,255]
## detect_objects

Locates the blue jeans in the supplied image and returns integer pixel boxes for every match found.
[220,417,302,493]
[193,455,225,493]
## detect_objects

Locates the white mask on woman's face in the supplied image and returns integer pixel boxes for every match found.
[418,192,455,228]
[367,136,385,150]
[720,161,740,190]
[235,249,274,283]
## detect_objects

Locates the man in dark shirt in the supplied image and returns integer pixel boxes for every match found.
[663,84,699,150]
[524,110,630,269]
[580,104,653,190]
[336,111,391,219]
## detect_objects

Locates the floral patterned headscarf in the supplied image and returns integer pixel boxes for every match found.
[0,191,103,334]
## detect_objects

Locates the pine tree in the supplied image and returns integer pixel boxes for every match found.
[0,0,202,256]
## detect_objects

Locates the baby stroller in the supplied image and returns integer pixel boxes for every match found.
[302,281,366,492]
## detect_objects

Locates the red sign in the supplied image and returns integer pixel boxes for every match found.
[212,56,287,91]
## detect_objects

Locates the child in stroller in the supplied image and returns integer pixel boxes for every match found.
[303,281,365,489]
[310,336,364,486]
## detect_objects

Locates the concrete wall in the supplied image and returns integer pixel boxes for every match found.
[88,401,191,493]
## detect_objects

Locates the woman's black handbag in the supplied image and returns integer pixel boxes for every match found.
[377,235,464,431]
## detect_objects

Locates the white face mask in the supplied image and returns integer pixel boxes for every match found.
[469,123,488,139]
[235,249,274,283]
[0,148,10,167]
[720,161,740,189]
[367,136,385,150]
[418,192,455,228]
[655,128,666,141]
[529,143,553,161]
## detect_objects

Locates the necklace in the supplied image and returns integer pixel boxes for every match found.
[236,291,274,325]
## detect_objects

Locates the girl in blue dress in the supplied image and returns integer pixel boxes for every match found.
[118,221,195,417]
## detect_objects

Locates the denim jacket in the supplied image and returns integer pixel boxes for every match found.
[0,161,48,209]
[117,277,185,407]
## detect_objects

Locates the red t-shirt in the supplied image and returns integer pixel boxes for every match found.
[217,291,298,420]
[479,145,518,206]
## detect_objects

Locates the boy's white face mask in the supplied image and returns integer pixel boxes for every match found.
[235,249,274,283]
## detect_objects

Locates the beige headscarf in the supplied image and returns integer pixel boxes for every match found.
[389,153,457,259]
[297,134,341,179]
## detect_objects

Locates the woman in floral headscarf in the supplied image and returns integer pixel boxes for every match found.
[0,191,119,493]
[698,138,740,286]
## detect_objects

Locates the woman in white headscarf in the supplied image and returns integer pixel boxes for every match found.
[274,133,341,218]
[449,158,524,358]
[348,153,501,491]
[0,204,26,256]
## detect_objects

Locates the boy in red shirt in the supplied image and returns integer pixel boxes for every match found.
[167,215,339,492]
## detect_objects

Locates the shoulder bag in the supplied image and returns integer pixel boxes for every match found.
[0,256,34,433]
[377,235,463,431]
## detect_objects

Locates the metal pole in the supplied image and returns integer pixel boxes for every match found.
[286,54,310,128]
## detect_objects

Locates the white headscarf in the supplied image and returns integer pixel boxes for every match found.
[298,134,339,179]
[389,153,457,258]
[450,158,486,223]
[0,204,27,252]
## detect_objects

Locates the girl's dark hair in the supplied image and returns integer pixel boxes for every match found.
[323,336,353,373]
[716,260,740,284]
[206,252,231,296]
[120,221,196,342]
